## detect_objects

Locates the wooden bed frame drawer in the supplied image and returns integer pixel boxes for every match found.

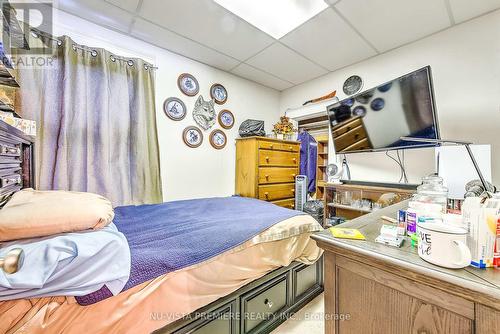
[175,300,237,334]
[292,260,323,304]
[241,272,290,333]
[258,150,298,167]
[258,183,295,201]
[258,167,298,184]
[258,141,299,152]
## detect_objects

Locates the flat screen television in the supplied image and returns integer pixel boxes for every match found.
[328,66,440,154]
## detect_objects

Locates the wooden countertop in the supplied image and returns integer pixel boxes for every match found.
[311,200,500,310]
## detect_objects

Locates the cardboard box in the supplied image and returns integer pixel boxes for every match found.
[0,115,36,136]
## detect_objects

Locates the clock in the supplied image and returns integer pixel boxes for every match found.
[343,75,363,96]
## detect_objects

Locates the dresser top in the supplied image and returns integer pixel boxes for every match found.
[235,136,300,144]
[312,200,500,309]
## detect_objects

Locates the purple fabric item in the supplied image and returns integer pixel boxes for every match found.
[297,131,318,193]
[75,196,304,305]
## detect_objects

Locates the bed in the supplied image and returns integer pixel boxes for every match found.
[0,121,324,334]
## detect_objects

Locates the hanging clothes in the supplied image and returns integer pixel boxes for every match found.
[297,131,318,194]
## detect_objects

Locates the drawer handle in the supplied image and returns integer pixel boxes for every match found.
[354,134,360,139]
[291,189,295,193]
[0,145,20,155]
[1,175,21,187]
[264,298,273,309]
[269,144,274,149]
[292,174,296,178]
[289,146,292,150]
[264,192,269,198]
[265,156,270,162]
[292,158,296,162]
[265,175,269,180]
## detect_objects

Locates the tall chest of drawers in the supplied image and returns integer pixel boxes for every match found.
[0,120,35,206]
[235,136,300,209]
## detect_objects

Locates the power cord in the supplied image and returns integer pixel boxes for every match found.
[385,150,408,183]
[342,154,351,180]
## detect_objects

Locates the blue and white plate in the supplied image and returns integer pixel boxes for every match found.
[353,105,367,117]
[163,97,186,121]
[371,98,385,111]
[210,83,228,105]
[210,129,227,149]
[183,126,203,148]
[377,82,392,93]
[178,73,199,96]
[218,109,234,129]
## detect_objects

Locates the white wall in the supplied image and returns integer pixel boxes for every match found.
[280,9,500,186]
[49,10,281,201]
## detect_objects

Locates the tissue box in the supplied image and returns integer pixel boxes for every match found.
[466,198,500,268]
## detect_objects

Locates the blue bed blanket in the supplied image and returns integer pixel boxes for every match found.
[75,196,304,305]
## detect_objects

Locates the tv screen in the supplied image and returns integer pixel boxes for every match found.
[328,66,440,154]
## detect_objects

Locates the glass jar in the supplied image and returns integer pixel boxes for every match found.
[414,175,449,213]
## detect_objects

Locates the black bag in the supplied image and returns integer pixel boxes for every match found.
[238,119,265,137]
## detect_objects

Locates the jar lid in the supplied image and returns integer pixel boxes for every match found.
[417,221,467,234]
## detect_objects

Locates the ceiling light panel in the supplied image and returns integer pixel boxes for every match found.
[213,0,328,39]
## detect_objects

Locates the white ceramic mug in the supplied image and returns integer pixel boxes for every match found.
[416,221,471,269]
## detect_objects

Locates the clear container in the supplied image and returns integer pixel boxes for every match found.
[413,175,449,213]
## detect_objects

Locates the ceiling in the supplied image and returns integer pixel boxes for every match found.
[57,0,500,91]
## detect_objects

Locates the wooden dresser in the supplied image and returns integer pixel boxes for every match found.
[332,116,372,152]
[312,201,500,334]
[235,137,300,209]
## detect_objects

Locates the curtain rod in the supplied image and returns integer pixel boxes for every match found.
[30,29,159,70]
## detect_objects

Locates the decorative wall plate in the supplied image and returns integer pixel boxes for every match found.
[177,73,199,96]
[341,98,355,107]
[371,98,385,111]
[183,126,203,148]
[209,129,227,149]
[218,109,235,129]
[163,97,186,121]
[210,83,228,105]
[352,105,367,117]
[193,95,216,130]
[355,90,374,104]
[343,75,363,96]
[377,82,392,93]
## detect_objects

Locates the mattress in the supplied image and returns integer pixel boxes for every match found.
[0,215,323,334]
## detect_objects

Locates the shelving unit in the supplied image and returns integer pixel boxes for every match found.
[315,134,329,200]
[324,182,416,222]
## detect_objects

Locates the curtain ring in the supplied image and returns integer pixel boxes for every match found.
[56,39,62,46]
[30,31,38,38]
[90,50,98,57]
[127,60,134,66]
[144,64,149,70]
[72,44,77,51]
[110,55,116,62]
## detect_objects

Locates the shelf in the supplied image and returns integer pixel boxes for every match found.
[327,203,373,213]
[318,152,328,155]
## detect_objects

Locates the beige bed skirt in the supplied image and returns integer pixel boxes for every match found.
[1,215,323,334]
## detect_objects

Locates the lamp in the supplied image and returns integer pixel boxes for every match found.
[0,248,24,274]
[400,137,491,198]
